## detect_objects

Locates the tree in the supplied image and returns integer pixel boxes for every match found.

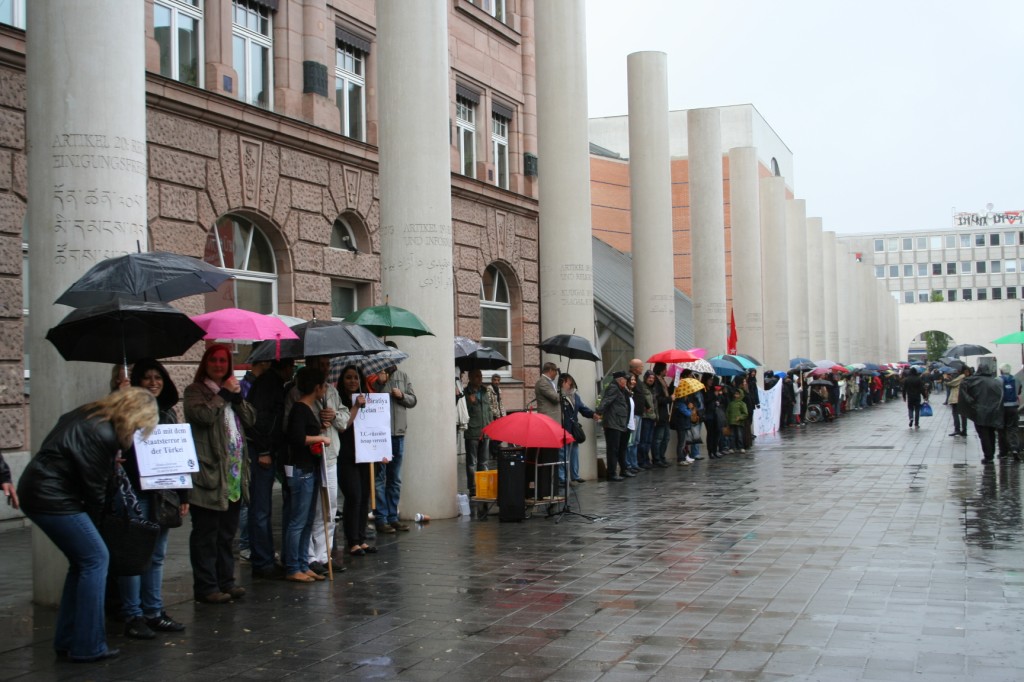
[931,290,944,302]
[923,330,951,361]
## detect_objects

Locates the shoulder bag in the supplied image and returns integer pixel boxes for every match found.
[99,465,161,576]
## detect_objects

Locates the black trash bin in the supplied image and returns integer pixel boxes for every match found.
[497,447,526,522]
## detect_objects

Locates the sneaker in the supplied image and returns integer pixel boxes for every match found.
[146,611,185,633]
[239,548,251,562]
[685,456,695,463]
[124,616,156,640]
[376,523,397,534]
[739,449,746,453]
[678,459,692,466]
[390,522,410,532]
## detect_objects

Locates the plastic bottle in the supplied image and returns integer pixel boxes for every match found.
[414,513,430,523]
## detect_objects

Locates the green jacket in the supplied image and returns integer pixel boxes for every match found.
[463,384,491,439]
[184,381,256,511]
[725,398,748,426]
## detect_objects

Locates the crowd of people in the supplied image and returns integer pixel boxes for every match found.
[13,345,416,663]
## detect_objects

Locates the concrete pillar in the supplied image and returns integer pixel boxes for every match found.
[806,217,825,359]
[27,0,148,605]
[759,176,789,372]
[519,0,538,197]
[627,52,675,360]
[729,147,763,364]
[836,243,852,363]
[687,108,727,355]
[823,231,839,360]
[535,0,598,478]
[299,0,338,130]
[857,263,872,362]
[376,0,456,518]
[785,199,809,359]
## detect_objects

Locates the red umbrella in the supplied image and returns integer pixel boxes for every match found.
[647,348,700,364]
[482,410,575,449]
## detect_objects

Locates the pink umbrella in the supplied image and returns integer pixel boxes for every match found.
[191,308,299,359]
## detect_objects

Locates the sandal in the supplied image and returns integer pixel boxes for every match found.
[285,572,315,583]
[304,570,326,581]
[349,546,365,556]
[361,545,378,554]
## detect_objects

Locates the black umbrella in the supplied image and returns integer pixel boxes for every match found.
[455,347,511,372]
[792,361,816,372]
[809,379,834,387]
[55,251,232,307]
[247,319,389,363]
[46,298,206,366]
[946,343,991,358]
[538,334,600,362]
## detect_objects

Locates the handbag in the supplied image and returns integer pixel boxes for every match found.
[919,401,933,417]
[99,465,161,576]
[152,489,183,528]
[570,420,586,444]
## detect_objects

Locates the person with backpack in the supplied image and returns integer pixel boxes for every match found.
[998,364,1020,460]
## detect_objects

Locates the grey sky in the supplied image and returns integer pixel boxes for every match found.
[585,0,1023,235]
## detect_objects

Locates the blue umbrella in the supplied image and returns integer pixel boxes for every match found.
[710,358,745,377]
[790,357,812,368]
[773,371,787,378]
[712,354,758,370]
[862,362,882,371]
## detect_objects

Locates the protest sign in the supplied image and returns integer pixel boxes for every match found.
[134,423,199,477]
[353,393,393,463]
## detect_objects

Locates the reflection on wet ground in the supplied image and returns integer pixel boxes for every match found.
[3,399,1024,680]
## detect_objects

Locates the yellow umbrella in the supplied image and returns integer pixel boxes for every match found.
[673,377,705,399]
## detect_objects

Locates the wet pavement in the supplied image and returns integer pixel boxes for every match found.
[3,398,1024,681]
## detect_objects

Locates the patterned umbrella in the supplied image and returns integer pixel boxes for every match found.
[673,377,705,399]
[677,359,715,375]
[328,349,409,385]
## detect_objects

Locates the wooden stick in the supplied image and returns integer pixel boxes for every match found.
[319,485,333,581]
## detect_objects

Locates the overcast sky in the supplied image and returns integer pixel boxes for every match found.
[585,0,1023,235]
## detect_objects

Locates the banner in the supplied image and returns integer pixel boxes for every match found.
[753,381,783,436]
[134,423,199,477]
[352,393,393,463]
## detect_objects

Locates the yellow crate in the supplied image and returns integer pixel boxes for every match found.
[475,471,498,499]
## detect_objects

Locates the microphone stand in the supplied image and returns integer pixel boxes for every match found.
[551,362,601,524]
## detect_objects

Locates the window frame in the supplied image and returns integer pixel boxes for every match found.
[977,288,988,301]
[960,261,972,275]
[902,237,913,251]
[874,265,885,279]
[456,95,477,179]
[1008,287,1018,300]
[903,291,914,304]
[154,0,204,87]
[888,265,899,278]
[932,263,942,276]
[946,262,957,275]
[976,261,987,274]
[873,239,884,252]
[990,233,1001,246]
[231,0,273,109]
[204,215,278,314]
[335,40,366,141]
[1006,260,1018,274]
[991,260,1001,274]
[480,264,512,377]
[491,112,510,190]
[0,0,25,28]
[963,289,973,301]
[947,289,958,302]
[903,264,913,278]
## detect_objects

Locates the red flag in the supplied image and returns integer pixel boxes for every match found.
[727,308,738,355]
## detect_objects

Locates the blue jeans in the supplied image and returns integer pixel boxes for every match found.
[637,418,655,465]
[238,502,249,550]
[247,453,278,571]
[651,423,670,463]
[27,511,110,659]
[558,442,580,483]
[374,436,404,525]
[625,428,638,469]
[283,467,317,575]
[118,496,170,619]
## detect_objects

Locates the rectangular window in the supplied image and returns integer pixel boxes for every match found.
[1008,287,1017,300]
[963,289,973,301]
[154,0,202,87]
[947,289,957,302]
[904,291,914,304]
[888,238,898,252]
[916,237,927,250]
[930,236,942,249]
[232,0,272,109]
[977,288,988,301]
[889,265,899,278]
[917,263,927,277]
[918,290,929,303]
[976,261,987,274]
[1005,231,1017,246]
[874,265,885,278]
[990,233,1001,246]
[335,41,366,141]
[961,261,972,274]
[456,95,477,179]
[1007,260,1018,273]
[932,263,942,275]
[993,287,1003,300]
[975,233,985,247]
[991,260,1001,274]
[470,0,506,22]
[946,235,956,249]
[903,264,913,277]
[873,239,884,252]
[960,234,971,248]
[902,238,913,251]
[491,112,510,190]
[0,0,25,28]
[330,283,357,320]
[946,262,957,275]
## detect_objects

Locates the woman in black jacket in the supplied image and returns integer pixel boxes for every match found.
[17,388,158,663]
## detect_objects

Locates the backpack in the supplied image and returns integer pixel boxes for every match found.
[1002,375,1018,405]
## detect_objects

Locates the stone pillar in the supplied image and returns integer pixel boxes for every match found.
[823,231,839,361]
[759,176,789,372]
[729,147,763,364]
[806,217,825,359]
[376,0,456,518]
[687,108,727,355]
[519,0,538,197]
[785,199,809,359]
[627,52,675,359]
[836,243,852,363]
[299,0,339,130]
[535,0,598,477]
[27,0,148,605]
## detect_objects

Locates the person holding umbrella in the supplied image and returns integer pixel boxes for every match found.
[184,344,256,603]
[596,371,631,481]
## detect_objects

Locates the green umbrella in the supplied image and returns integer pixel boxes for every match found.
[992,331,1024,345]
[344,301,434,338]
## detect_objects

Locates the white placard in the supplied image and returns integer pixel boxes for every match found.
[134,423,199,477]
[139,472,194,491]
[353,393,393,463]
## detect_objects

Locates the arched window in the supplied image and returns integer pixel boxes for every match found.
[480,264,510,372]
[330,215,359,252]
[770,157,781,177]
[204,215,278,313]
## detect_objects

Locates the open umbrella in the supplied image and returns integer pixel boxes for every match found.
[709,358,745,377]
[329,349,409,384]
[712,354,757,370]
[792,361,816,372]
[55,252,231,307]
[790,357,813,368]
[677,358,715,375]
[992,331,1024,345]
[345,301,433,338]
[673,377,705,399]
[247,319,389,363]
[191,308,299,342]
[946,343,992,358]
[539,334,600,362]
[482,410,574,449]
[46,298,205,366]
[455,347,511,372]
[648,348,700,364]
[809,379,834,387]
[735,353,762,366]
[454,336,480,359]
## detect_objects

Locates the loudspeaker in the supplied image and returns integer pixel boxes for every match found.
[497,448,526,522]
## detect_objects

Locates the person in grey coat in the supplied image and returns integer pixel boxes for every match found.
[596,371,631,481]
[959,363,1004,464]
[370,344,417,533]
